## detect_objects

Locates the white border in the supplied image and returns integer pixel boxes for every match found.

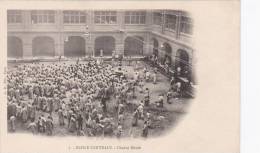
[241,0,260,153]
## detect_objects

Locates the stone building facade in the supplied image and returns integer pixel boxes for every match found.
[7,9,193,69]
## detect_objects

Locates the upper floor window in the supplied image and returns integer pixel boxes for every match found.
[125,11,146,24]
[165,14,177,30]
[180,16,193,35]
[31,10,55,24]
[153,12,162,25]
[7,10,22,24]
[63,11,86,24]
[94,11,117,24]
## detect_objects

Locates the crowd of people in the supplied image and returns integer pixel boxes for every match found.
[148,53,194,97]
[7,58,183,138]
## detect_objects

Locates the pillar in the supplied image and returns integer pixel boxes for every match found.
[118,11,125,30]
[23,37,32,58]
[57,10,64,57]
[23,10,31,30]
[176,12,182,40]
[116,43,124,55]
[55,38,64,57]
[85,11,94,56]
[158,41,164,62]
[146,10,153,26]
[59,42,64,56]
[85,38,93,56]
[143,33,152,56]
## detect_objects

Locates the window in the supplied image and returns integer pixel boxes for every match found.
[125,11,146,24]
[63,11,86,24]
[31,10,55,24]
[94,11,117,24]
[7,10,22,23]
[165,14,177,30]
[180,16,193,35]
[153,12,162,25]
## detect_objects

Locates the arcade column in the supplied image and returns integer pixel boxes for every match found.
[22,37,33,58]
[115,43,124,56]
[54,43,59,57]
[57,10,64,57]
[176,12,182,40]
[158,43,165,62]
[55,42,64,57]
[85,40,93,56]
[115,32,124,56]
[143,34,151,56]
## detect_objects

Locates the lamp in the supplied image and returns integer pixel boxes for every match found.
[160,44,164,49]
[64,36,69,42]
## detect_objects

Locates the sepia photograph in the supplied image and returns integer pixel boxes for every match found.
[0,1,240,153]
[6,9,195,138]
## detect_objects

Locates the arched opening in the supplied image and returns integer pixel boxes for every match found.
[94,36,115,57]
[175,49,190,77]
[163,42,172,65]
[152,38,159,57]
[124,36,144,56]
[64,36,85,57]
[32,36,55,57]
[8,36,23,58]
